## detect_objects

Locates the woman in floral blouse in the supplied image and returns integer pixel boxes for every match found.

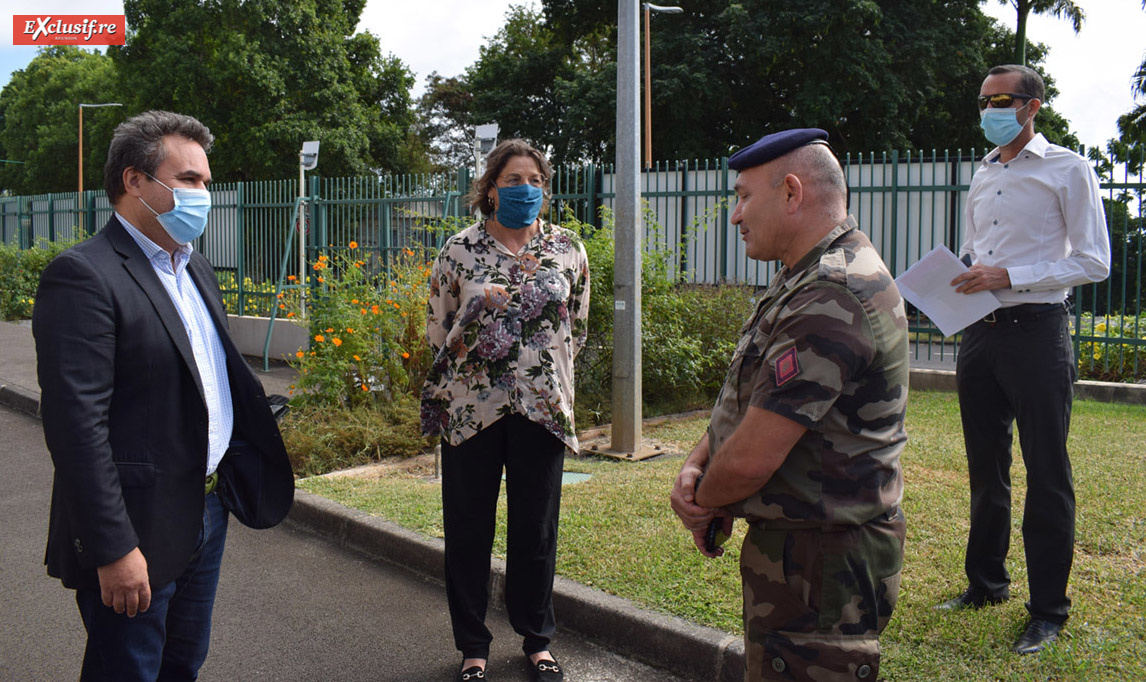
[422,139,590,682]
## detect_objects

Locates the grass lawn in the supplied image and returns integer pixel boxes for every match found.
[298,390,1146,681]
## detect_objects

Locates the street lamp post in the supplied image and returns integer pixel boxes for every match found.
[78,102,123,233]
[642,3,683,168]
[612,0,643,456]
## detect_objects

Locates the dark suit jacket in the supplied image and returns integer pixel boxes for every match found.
[33,216,294,590]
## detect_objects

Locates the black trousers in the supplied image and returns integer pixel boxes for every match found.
[955,304,1075,623]
[441,414,566,659]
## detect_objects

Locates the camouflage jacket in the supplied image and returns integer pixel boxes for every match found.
[707,217,908,528]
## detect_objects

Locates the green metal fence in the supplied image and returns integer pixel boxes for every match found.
[3,149,1143,380]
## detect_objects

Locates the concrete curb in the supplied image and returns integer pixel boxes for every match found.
[909,368,1146,404]
[0,383,40,419]
[285,491,745,681]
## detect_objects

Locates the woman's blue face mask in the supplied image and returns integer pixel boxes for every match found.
[493,183,544,229]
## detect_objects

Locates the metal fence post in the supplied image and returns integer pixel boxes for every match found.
[719,156,729,282]
[236,182,246,316]
[19,197,31,250]
[678,159,689,282]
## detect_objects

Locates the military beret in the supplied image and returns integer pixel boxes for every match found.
[727,128,830,171]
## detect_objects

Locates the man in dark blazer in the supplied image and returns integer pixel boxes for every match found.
[33,110,294,681]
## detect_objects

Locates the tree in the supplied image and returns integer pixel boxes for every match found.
[1113,1,1146,158]
[0,47,122,195]
[413,72,476,172]
[464,5,579,165]
[995,0,1084,66]
[111,0,417,181]
[534,0,1071,157]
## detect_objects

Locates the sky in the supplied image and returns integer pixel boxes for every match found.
[2,1,1145,151]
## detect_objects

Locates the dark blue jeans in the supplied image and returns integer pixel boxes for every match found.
[76,491,229,681]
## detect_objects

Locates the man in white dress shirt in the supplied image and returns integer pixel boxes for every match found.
[938,64,1110,655]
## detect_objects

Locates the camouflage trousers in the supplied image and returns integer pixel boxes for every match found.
[739,509,905,682]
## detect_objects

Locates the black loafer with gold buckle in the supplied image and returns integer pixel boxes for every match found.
[533,658,563,682]
[456,665,485,681]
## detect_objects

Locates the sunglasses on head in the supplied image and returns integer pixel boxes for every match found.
[977,93,1032,111]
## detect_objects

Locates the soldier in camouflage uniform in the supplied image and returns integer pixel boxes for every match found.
[670,128,909,682]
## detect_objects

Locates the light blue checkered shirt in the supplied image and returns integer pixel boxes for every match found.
[116,214,233,475]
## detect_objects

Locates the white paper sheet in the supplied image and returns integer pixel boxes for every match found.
[894,246,1001,337]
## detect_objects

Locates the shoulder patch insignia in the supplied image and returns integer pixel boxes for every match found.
[775,347,800,387]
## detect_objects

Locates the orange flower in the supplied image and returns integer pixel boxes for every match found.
[325,328,334,333]
[360,308,368,315]
[279,303,286,309]
[353,354,361,361]
[401,351,410,359]
[351,299,359,304]
[296,351,304,359]
[287,275,297,282]
[371,305,380,314]
[345,328,354,333]
[332,337,343,347]
[315,334,325,342]
[361,384,369,392]
[286,312,296,318]
[312,262,325,271]
[317,276,325,283]
[404,248,414,257]
[349,241,358,249]
[318,255,328,262]
[276,292,284,299]
[401,312,408,317]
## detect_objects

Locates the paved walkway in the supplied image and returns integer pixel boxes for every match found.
[5,318,1142,681]
[0,321,738,681]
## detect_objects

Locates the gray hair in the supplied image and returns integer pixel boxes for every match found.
[104,110,214,203]
[772,143,849,215]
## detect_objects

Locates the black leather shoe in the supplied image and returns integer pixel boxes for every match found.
[532,658,563,682]
[456,665,486,681]
[935,587,1009,610]
[1012,618,1062,654]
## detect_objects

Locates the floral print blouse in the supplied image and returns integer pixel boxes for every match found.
[421,220,590,451]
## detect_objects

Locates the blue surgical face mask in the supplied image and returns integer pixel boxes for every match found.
[980,102,1032,147]
[139,173,211,245]
[493,183,544,230]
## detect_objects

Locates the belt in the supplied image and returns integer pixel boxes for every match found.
[747,506,901,532]
[204,471,218,496]
[981,303,1064,326]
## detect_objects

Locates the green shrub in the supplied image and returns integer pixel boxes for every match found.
[288,241,432,408]
[570,207,756,425]
[1075,313,1146,382]
[0,238,82,320]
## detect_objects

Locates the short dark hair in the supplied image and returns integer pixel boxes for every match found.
[104,110,214,203]
[988,64,1045,102]
[467,139,552,218]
